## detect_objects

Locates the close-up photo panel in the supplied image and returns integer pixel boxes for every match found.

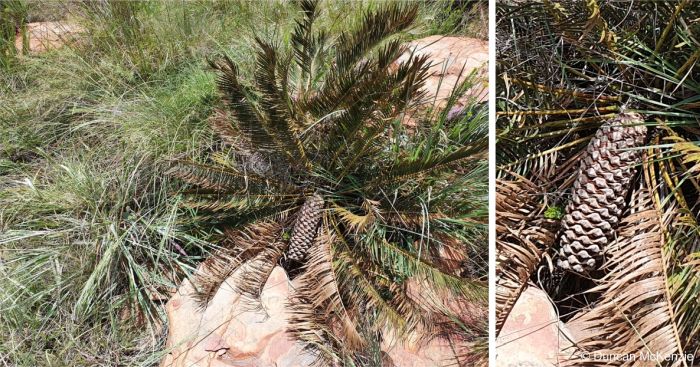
[0,1,489,366]
[496,1,699,366]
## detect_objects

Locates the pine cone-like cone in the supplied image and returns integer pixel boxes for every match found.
[287,194,324,262]
[557,113,647,273]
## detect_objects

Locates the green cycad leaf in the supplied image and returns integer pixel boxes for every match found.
[333,248,408,335]
[306,45,392,121]
[325,45,431,172]
[167,159,259,191]
[326,38,403,157]
[291,0,319,74]
[196,199,295,229]
[276,52,305,133]
[375,141,487,186]
[182,193,297,214]
[364,237,487,303]
[291,0,328,97]
[306,5,417,119]
[388,52,432,112]
[253,38,310,169]
[334,2,417,72]
[209,55,277,152]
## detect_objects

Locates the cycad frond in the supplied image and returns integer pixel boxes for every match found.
[334,3,418,72]
[305,5,421,121]
[167,159,262,191]
[192,222,284,306]
[291,0,320,74]
[376,141,487,186]
[338,52,433,168]
[333,248,408,335]
[363,236,486,303]
[324,39,407,145]
[645,133,700,356]
[286,294,346,367]
[207,109,239,146]
[292,225,365,351]
[291,0,327,98]
[181,194,296,214]
[253,38,310,169]
[495,177,558,335]
[208,55,277,152]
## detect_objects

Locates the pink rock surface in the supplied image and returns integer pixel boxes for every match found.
[160,266,314,367]
[394,35,487,128]
[398,35,488,107]
[161,265,474,367]
[14,21,84,54]
[496,286,575,367]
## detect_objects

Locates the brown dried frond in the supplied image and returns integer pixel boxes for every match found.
[192,222,284,306]
[292,225,365,351]
[286,294,345,367]
[495,176,559,335]
[208,108,240,147]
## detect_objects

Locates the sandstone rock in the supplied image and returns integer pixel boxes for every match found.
[160,266,314,367]
[161,265,476,367]
[14,21,84,54]
[383,331,466,367]
[496,286,575,367]
[397,35,487,115]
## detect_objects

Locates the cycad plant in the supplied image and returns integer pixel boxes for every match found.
[497,0,700,365]
[169,1,488,365]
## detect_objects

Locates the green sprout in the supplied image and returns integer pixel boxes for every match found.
[544,205,564,220]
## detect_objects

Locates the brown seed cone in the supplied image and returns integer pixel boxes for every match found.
[287,194,324,262]
[557,113,647,273]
